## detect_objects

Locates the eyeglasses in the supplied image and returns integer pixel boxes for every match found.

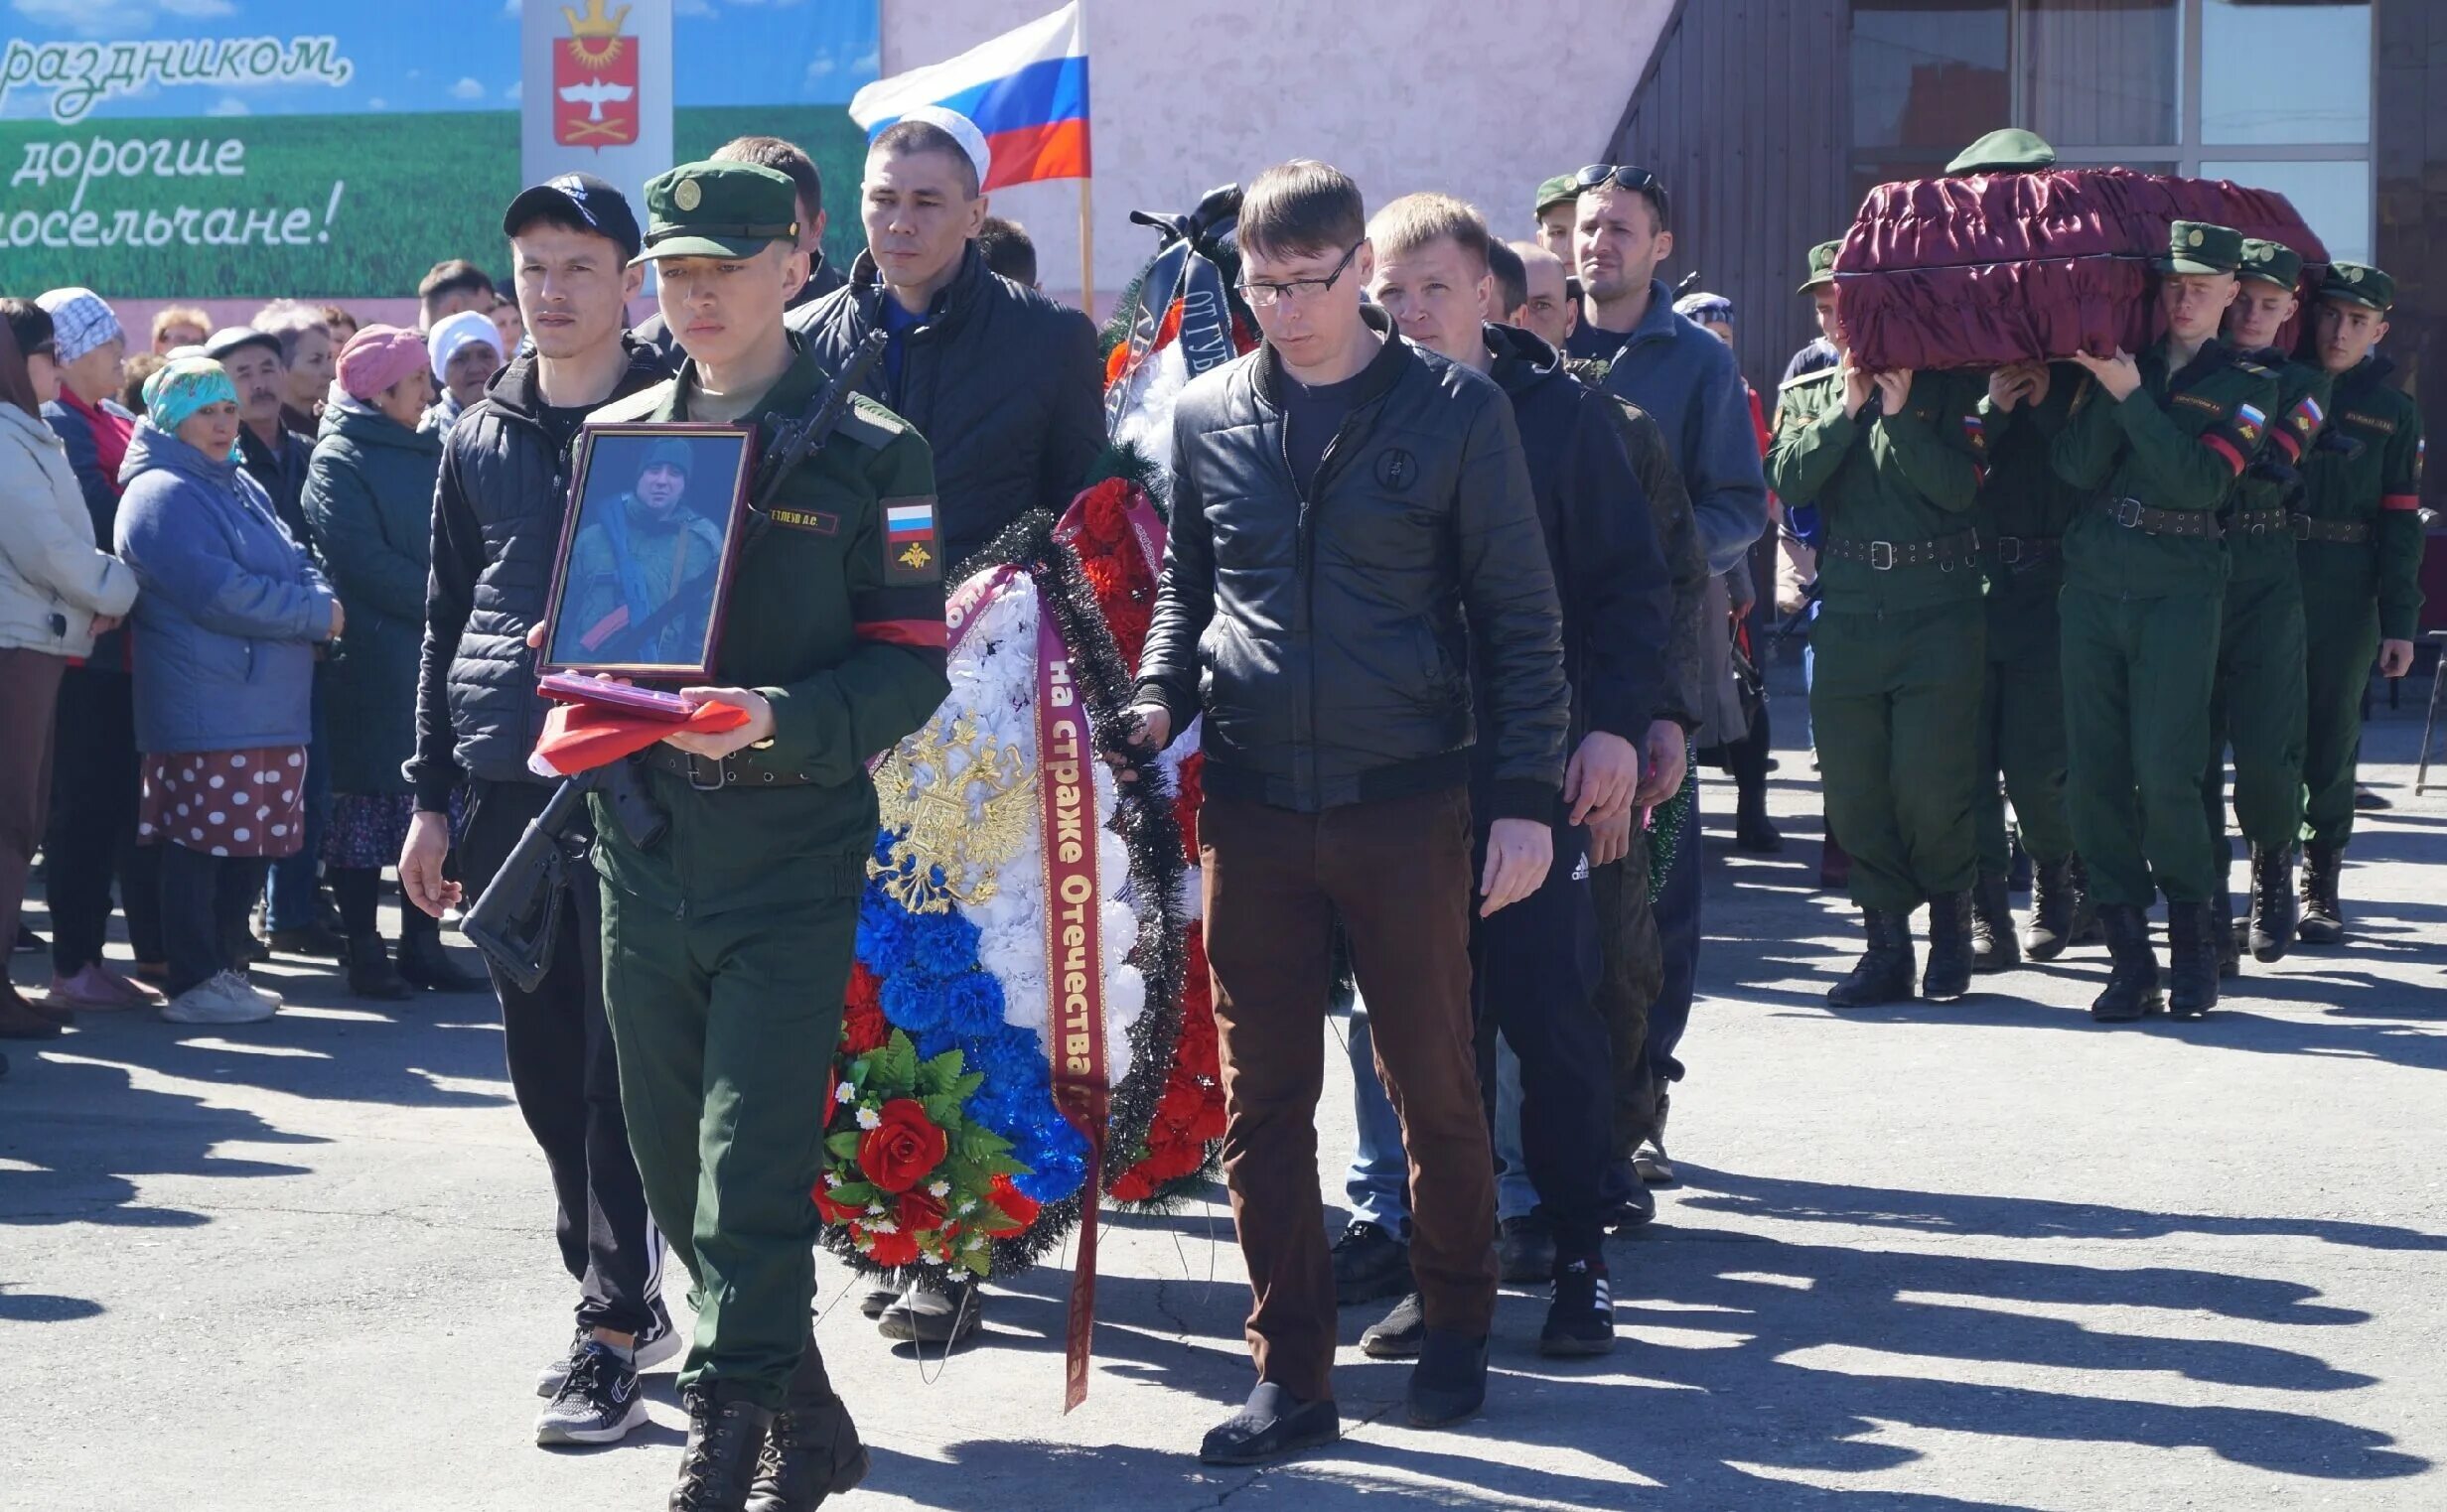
[1574,163,1670,224]
[1236,243,1362,310]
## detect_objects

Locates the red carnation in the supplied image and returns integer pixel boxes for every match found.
[986,1175,1040,1231]
[1081,479,1130,546]
[897,1187,947,1235]
[814,1182,864,1225]
[859,1098,948,1194]
[862,1224,922,1268]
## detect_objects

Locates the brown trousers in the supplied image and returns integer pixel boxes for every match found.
[0,648,67,940]
[1203,785,1495,1402]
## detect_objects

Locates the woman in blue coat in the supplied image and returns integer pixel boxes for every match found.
[114,358,341,1025]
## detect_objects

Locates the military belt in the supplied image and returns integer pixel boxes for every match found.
[2290,513,2373,545]
[2098,496,2221,540]
[642,743,821,790]
[1822,527,1981,572]
[1990,534,2061,571]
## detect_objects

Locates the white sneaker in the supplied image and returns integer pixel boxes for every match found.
[163,973,274,1025]
[225,971,282,1012]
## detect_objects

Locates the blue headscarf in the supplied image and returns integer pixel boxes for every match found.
[142,356,238,441]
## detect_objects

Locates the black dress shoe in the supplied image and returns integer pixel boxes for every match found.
[1198,1382,1339,1466]
[1406,1327,1489,1428]
[1361,1292,1425,1358]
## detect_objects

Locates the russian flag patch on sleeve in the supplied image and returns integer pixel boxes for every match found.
[883,495,941,583]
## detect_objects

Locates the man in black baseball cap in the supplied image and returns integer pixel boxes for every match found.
[400,171,680,1449]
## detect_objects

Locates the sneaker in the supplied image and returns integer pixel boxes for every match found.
[534,1341,647,1445]
[1538,1257,1616,1357]
[43,963,158,1011]
[1497,1215,1556,1285]
[1360,1292,1425,1359]
[1330,1219,1410,1306]
[162,973,274,1026]
[537,1297,677,1397]
[223,970,282,1013]
[877,1278,980,1345]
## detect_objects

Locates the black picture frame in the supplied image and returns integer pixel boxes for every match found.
[538,422,757,683]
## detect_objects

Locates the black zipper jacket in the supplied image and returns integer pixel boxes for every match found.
[1136,309,1569,819]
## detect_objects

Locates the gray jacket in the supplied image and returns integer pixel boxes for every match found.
[0,402,136,659]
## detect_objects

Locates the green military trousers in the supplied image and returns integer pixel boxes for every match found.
[1810,600,1985,913]
[600,886,856,1409]
[2202,565,2308,855]
[1973,578,2073,878]
[2061,583,2222,907]
[2300,582,2382,851]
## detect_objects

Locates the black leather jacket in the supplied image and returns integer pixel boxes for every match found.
[792,241,1105,570]
[405,338,668,805]
[1136,312,1569,819]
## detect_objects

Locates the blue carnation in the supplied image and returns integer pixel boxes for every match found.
[880,970,950,1034]
[905,908,983,979]
[856,891,915,979]
[940,971,1006,1037]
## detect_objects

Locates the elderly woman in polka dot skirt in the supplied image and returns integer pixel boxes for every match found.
[112,358,342,1025]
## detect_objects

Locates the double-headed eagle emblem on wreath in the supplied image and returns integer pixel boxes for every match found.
[871,708,1036,914]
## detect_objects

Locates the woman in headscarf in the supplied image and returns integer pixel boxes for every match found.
[0,299,140,1040]
[305,326,480,998]
[114,357,342,1025]
[422,309,503,439]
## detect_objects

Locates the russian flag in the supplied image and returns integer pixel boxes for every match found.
[847,3,1089,192]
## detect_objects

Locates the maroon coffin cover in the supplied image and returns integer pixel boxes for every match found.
[1834,167,2329,372]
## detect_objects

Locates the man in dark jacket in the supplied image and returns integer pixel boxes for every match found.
[793,113,1104,571]
[632,134,846,365]
[1122,161,1569,1465]
[397,174,678,1449]
[1344,192,1666,1362]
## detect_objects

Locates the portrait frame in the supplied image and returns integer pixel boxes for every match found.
[538,422,759,684]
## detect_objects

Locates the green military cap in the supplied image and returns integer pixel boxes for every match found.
[2236,238,2303,290]
[1798,238,1843,294]
[635,161,800,264]
[2161,219,2243,275]
[2319,260,2394,312]
[642,438,692,476]
[1533,173,1580,216]
[1943,128,2057,177]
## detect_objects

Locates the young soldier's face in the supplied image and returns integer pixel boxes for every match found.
[2227,279,2298,350]
[1575,187,1671,305]
[654,242,806,370]
[1535,203,1574,261]
[512,224,645,363]
[1368,235,1491,366]
[2161,272,2239,343]
[1812,288,1845,351]
[2312,299,2388,374]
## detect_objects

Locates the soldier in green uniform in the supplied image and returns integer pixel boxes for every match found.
[2050,220,2277,1021]
[2295,261,2425,944]
[2204,238,2329,970]
[556,438,725,665]
[1770,238,1990,1007]
[584,161,950,1511]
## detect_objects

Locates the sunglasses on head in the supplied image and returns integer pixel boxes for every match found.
[1574,164,1670,220]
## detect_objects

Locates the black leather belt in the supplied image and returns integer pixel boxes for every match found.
[1991,534,2061,570]
[2291,513,2373,545]
[2229,506,2291,538]
[641,744,819,789]
[1822,528,1981,571]
[2099,496,2221,540]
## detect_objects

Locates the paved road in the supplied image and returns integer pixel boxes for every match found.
[8,677,2444,1510]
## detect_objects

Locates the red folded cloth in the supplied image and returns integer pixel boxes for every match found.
[532,697,752,776]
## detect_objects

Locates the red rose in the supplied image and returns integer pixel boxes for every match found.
[862,1224,921,1267]
[858,1098,948,1193]
[813,1182,864,1225]
[986,1175,1040,1231]
[897,1187,947,1235]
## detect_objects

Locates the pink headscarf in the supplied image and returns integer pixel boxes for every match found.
[335,324,428,402]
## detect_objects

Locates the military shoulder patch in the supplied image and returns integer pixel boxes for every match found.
[838,394,909,450]
[881,494,940,583]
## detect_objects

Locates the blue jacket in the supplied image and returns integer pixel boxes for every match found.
[1568,277,1770,574]
[113,422,335,754]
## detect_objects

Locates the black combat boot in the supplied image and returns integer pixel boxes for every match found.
[1826,909,1916,1008]
[1923,892,1975,1001]
[1969,873,2018,974]
[2023,857,2075,960]
[670,1382,776,1512]
[2066,855,2103,947]
[2214,891,2241,980]
[2089,904,2164,1023]
[745,1335,868,1512]
[2250,844,2300,957]
[2297,843,2345,944]
[2167,901,2222,1020]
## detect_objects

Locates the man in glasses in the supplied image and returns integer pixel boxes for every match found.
[1120,160,1569,1464]
[1564,161,1768,1193]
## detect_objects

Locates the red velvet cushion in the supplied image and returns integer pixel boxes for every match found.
[1835,167,2330,371]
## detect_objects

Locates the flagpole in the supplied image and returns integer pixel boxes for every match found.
[1078,175,1095,317]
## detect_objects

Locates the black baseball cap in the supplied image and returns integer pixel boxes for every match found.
[504,173,644,261]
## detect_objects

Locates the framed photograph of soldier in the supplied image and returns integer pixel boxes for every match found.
[539,423,756,687]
